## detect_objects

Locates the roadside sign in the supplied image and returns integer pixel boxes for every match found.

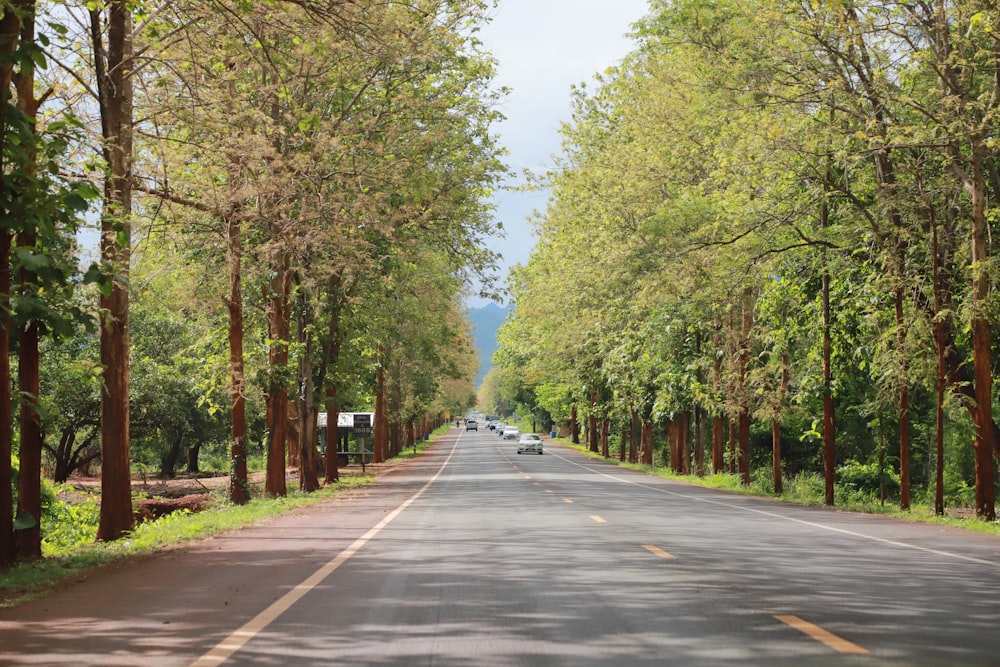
[353,413,372,437]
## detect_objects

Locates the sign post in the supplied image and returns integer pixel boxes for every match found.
[353,414,372,472]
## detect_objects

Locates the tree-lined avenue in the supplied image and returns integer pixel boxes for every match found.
[1,429,999,665]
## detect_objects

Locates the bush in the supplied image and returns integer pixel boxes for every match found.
[837,459,899,501]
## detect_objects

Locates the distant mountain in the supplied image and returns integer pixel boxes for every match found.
[467,302,513,388]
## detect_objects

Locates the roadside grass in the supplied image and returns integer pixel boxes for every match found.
[0,473,374,608]
[556,439,1000,536]
[2,424,463,606]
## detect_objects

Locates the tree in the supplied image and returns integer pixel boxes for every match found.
[90,0,135,541]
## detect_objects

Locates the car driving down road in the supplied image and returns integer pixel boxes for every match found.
[516,433,543,455]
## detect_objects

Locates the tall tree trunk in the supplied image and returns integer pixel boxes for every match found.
[601,418,609,458]
[92,1,134,541]
[373,353,387,463]
[618,422,627,462]
[728,418,737,474]
[14,11,43,558]
[694,405,705,477]
[629,408,640,463]
[738,292,752,486]
[296,287,319,493]
[264,250,289,497]
[0,0,26,572]
[588,390,598,453]
[931,205,946,516]
[226,211,248,504]
[773,351,788,495]
[641,420,653,465]
[895,284,910,510]
[711,321,724,474]
[969,140,995,520]
[16,318,41,559]
[571,403,580,445]
[712,416,724,475]
[680,411,691,475]
[821,188,836,507]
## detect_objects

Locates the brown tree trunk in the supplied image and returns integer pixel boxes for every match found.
[264,253,289,497]
[226,212,248,504]
[93,2,134,541]
[680,410,691,475]
[601,418,609,458]
[738,292,752,486]
[728,418,737,474]
[895,284,911,510]
[711,320,725,475]
[571,403,580,445]
[373,356,388,463]
[16,319,41,559]
[694,405,705,477]
[668,419,678,473]
[969,141,996,520]
[296,291,319,493]
[931,208,946,516]
[0,0,26,572]
[641,420,653,465]
[712,416,724,475]
[588,391,598,453]
[821,193,836,507]
[773,352,788,495]
[618,422,627,462]
[160,432,183,479]
[8,0,43,559]
[629,408,640,463]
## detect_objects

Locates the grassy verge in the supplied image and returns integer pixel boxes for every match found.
[0,473,374,608]
[555,438,1000,536]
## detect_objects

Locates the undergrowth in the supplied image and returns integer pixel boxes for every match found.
[1,474,373,607]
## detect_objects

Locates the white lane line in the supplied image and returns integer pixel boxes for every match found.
[188,438,460,667]
[547,448,999,568]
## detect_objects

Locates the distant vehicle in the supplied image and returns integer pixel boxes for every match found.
[466,418,478,431]
[502,425,520,440]
[487,420,501,431]
[517,433,543,455]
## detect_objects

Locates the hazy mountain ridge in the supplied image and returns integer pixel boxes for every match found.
[468,302,513,388]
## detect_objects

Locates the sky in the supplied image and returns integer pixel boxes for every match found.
[470,0,651,307]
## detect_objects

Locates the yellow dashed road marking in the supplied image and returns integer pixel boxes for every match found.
[642,544,674,559]
[774,615,869,655]
[590,515,607,523]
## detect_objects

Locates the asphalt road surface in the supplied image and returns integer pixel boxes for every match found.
[2,428,999,666]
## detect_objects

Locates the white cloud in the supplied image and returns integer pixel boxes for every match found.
[471,0,650,303]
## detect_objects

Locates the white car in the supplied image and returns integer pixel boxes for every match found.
[517,433,543,454]
[502,426,520,440]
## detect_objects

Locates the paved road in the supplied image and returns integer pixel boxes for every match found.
[2,428,999,666]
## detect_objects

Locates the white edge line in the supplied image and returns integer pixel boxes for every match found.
[188,434,460,666]
[548,447,999,568]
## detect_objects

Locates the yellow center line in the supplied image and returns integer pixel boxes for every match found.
[545,489,554,493]
[590,515,607,523]
[774,615,869,655]
[563,498,573,504]
[642,544,674,559]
